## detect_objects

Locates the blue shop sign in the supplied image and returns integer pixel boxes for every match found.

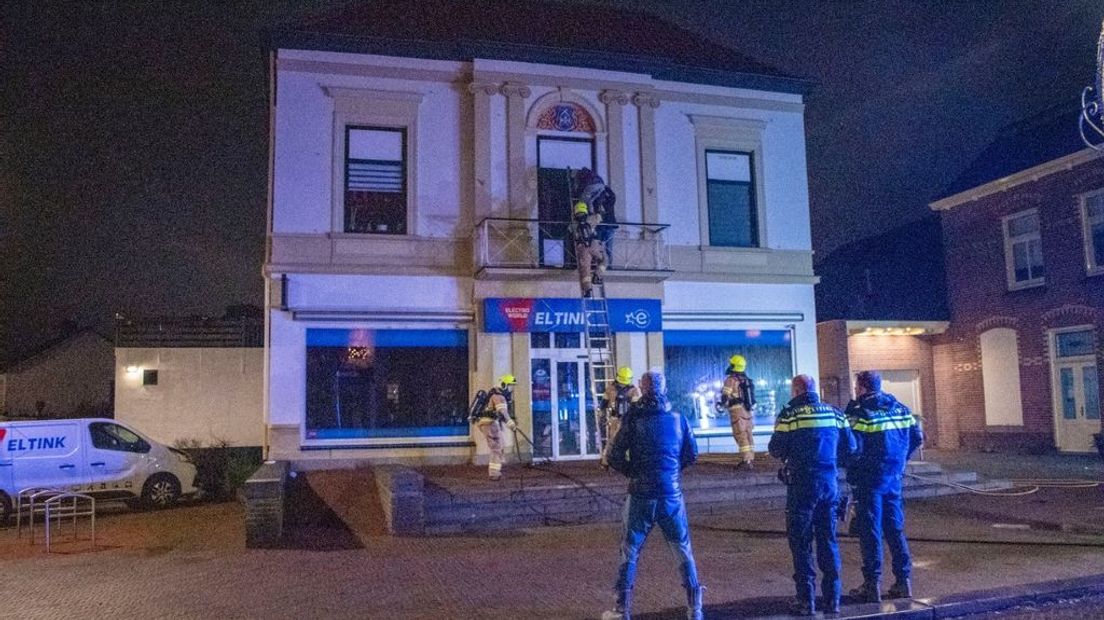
[484,298,662,333]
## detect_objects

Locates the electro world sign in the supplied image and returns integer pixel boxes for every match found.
[483,298,662,333]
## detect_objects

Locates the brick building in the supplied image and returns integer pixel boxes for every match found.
[929,106,1104,452]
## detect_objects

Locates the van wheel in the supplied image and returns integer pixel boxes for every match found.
[0,492,11,525]
[142,474,181,508]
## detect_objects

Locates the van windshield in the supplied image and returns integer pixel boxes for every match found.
[90,423,151,454]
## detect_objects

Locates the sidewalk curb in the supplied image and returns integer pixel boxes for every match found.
[711,573,1104,619]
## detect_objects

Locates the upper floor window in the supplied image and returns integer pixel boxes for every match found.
[1081,190,1104,276]
[705,150,758,247]
[344,126,407,235]
[1003,209,1044,289]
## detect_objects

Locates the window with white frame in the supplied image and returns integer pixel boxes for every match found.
[705,150,759,247]
[691,115,766,249]
[1082,190,1104,275]
[1003,210,1044,289]
[344,126,407,235]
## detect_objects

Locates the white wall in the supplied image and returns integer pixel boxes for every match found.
[115,348,264,447]
[980,328,1024,426]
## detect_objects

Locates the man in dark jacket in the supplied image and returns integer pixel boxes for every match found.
[605,369,702,620]
[845,370,924,603]
[769,375,856,616]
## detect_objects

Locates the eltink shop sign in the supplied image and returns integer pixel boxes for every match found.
[483,298,662,333]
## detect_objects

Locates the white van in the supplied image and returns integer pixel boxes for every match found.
[0,418,198,522]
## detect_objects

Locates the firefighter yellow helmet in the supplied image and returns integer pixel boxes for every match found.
[616,367,633,385]
[728,354,747,372]
[499,374,517,386]
[574,201,589,215]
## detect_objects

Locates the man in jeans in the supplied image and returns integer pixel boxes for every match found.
[604,370,703,620]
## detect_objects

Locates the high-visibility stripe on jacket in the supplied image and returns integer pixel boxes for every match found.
[768,392,856,474]
[845,391,924,484]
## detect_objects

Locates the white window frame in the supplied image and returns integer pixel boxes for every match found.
[1002,208,1044,290]
[690,115,768,250]
[1080,188,1104,277]
[324,87,422,237]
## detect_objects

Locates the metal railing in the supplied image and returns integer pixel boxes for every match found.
[475,218,671,273]
[44,493,96,553]
[15,487,96,552]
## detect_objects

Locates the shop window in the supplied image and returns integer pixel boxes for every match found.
[305,329,469,440]
[344,126,407,235]
[705,150,758,247]
[1082,190,1104,275]
[1002,210,1044,289]
[979,327,1024,426]
[663,330,794,432]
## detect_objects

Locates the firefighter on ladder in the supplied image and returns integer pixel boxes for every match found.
[600,367,642,467]
[718,354,757,470]
[471,374,518,481]
[573,201,606,297]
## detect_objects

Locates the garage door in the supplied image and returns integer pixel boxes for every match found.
[877,369,922,416]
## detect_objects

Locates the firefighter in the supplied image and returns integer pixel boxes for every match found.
[600,367,642,467]
[573,201,606,297]
[768,375,856,616]
[845,370,924,603]
[572,167,618,262]
[719,354,756,469]
[472,374,518,481]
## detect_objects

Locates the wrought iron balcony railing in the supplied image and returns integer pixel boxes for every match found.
[474,217,671,273]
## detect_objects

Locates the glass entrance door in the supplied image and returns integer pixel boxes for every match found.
[531,352,599,460]
[1056,360,1101,452]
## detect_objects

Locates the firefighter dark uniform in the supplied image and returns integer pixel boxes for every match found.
[600,367,642,467]
[473,375,518,480]
[720,355,756,468]
[845,390,924,602]
[768,385,856,616]
[573,201,606,297]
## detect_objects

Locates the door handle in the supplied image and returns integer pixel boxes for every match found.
[59,464,76,470]
[91,462,106,467]
[0,462,12,467]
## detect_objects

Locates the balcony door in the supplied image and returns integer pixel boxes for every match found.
[536,136,594,268]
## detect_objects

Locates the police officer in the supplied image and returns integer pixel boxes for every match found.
[720,354,757,469]
[604,369,703,620]
[600,367,642,467]
[845,370,924,603]
[472,374,518,481]
[573,201,606,297]
[768,375,856,616]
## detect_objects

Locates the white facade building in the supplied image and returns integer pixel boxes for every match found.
[265,7,818,463]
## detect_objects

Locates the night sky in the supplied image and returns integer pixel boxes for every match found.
[2,1,1103,359]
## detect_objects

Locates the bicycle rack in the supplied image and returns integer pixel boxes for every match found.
[43,492,95,553]
[16,487,65,542]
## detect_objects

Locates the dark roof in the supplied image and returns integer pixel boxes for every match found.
[269,0,808,94]
[0,328,112,373]
[937,102,1087,200]
[815,216,949,322]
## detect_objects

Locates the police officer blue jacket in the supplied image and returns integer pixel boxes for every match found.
[608,395,698,498]
[768,391,856,473]
[844,392,923,488]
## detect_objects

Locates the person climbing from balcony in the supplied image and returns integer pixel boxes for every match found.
[600,366,643,468]
[718,354,757,470]
[573,200,606,297]
[469,374,518,480]
[572,167,618,263]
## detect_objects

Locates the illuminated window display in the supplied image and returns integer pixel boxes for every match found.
[664,330,794,432]
[305,329,469,440]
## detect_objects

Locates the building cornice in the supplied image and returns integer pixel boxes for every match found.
[930,148,1104,212]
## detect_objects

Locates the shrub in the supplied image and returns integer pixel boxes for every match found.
[173,437,262,500]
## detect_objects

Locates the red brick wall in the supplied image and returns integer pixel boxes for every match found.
[939,156,1104,452]
[816,321,852,408]
[847,334,940,447]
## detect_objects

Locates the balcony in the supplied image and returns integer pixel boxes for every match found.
[474,217,672,281]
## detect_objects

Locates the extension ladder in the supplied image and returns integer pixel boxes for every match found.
[582,282,617,459]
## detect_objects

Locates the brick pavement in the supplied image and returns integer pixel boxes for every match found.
[4,489,1104,620]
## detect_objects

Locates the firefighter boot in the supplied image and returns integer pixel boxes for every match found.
[601,589,632,620]
[849,581,882,604]
[685,585,704,620]
[886,579,912,599]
